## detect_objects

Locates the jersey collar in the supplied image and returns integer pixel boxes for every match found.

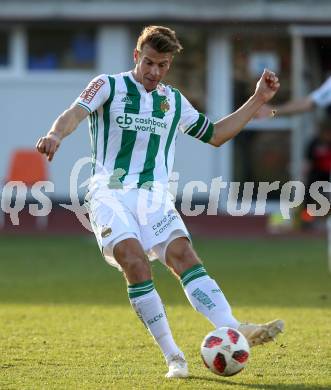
[128,70,161,94]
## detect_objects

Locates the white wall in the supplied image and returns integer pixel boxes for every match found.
[1,75,93,198]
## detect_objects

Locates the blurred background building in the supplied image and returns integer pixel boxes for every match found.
[1,0,331,212]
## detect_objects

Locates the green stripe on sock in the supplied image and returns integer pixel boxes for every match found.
[180,264,208,287]
[180,264,204,279]
[128,287,154,298]
[128,280,154,298]
[128,283,154,292]
[128,280,153,288]
[181,267,206,282]
[182,270,208,286]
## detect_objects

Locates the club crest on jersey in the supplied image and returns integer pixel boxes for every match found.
[160,97,170,113]
[101,226,112,238]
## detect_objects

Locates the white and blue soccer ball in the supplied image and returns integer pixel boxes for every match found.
[200,327,250,376]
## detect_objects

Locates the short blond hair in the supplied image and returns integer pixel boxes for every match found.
[136,25,183,54]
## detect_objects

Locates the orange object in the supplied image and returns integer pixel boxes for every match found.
[300,208,315,223]
[5,149,48,185]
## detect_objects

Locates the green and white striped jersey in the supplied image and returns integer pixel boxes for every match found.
[75,71,214,190]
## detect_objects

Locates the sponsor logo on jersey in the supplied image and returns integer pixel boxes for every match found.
[121,96,133,104]
[115,113,167,134]
[80,78,105,104]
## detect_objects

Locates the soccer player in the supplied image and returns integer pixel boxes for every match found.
[36,26,284,378]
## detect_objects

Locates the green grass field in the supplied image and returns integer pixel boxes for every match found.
[0,235,330,390]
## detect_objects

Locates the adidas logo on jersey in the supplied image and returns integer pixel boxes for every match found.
[121,96,133,104]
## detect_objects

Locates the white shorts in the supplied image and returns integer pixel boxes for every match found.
[85,185,190,270]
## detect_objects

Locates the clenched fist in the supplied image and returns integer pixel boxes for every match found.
[255,69,280,105]
[36,133,61,162]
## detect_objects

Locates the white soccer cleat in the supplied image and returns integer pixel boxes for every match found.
[165,354,189,378]
[238,319,285,347]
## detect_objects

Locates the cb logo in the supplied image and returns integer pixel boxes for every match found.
[116,113,132,128]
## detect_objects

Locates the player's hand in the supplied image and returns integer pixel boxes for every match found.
[255,69,280,104]
[255,104,277,119]
[36,133,61,162]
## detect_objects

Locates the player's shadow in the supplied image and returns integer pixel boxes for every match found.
[187,376,329,390]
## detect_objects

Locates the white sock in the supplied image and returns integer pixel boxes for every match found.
[181,264,239,329]
[128,280,183,362]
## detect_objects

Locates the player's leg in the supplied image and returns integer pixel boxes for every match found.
[108,238,187,378]
[139,191,239,341]
[164,237,284,347]
[87,189,187,377]
[165,237,239,329]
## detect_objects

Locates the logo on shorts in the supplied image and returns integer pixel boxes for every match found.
[101,226,112,238]
[152,210,179,237]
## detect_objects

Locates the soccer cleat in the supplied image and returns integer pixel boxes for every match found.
[238,319,285,347]
[165,354,189,378]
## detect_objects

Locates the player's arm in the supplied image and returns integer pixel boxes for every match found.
[209,69,280,147]
[36,74,110,162]
[273,96,314,115]
[36,105,89,162]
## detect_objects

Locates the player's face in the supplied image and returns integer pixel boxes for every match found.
[133,44,173,92]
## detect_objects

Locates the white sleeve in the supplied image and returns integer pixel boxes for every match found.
[74,74,111,113]
[310,77,331,107]
[179,94,214,143]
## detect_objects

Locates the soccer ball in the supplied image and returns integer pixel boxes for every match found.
[200,327,250,376]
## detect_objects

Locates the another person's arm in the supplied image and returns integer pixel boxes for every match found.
[255,96,314,119]
[255,76,331,119]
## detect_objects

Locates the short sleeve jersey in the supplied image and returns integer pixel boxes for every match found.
[75,71,214,190]
[310,77,331,107]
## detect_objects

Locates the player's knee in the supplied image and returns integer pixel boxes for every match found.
[165,238,201,276]
[114,242,151,281]
[166,237,197,262]
[123,257,150,282]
